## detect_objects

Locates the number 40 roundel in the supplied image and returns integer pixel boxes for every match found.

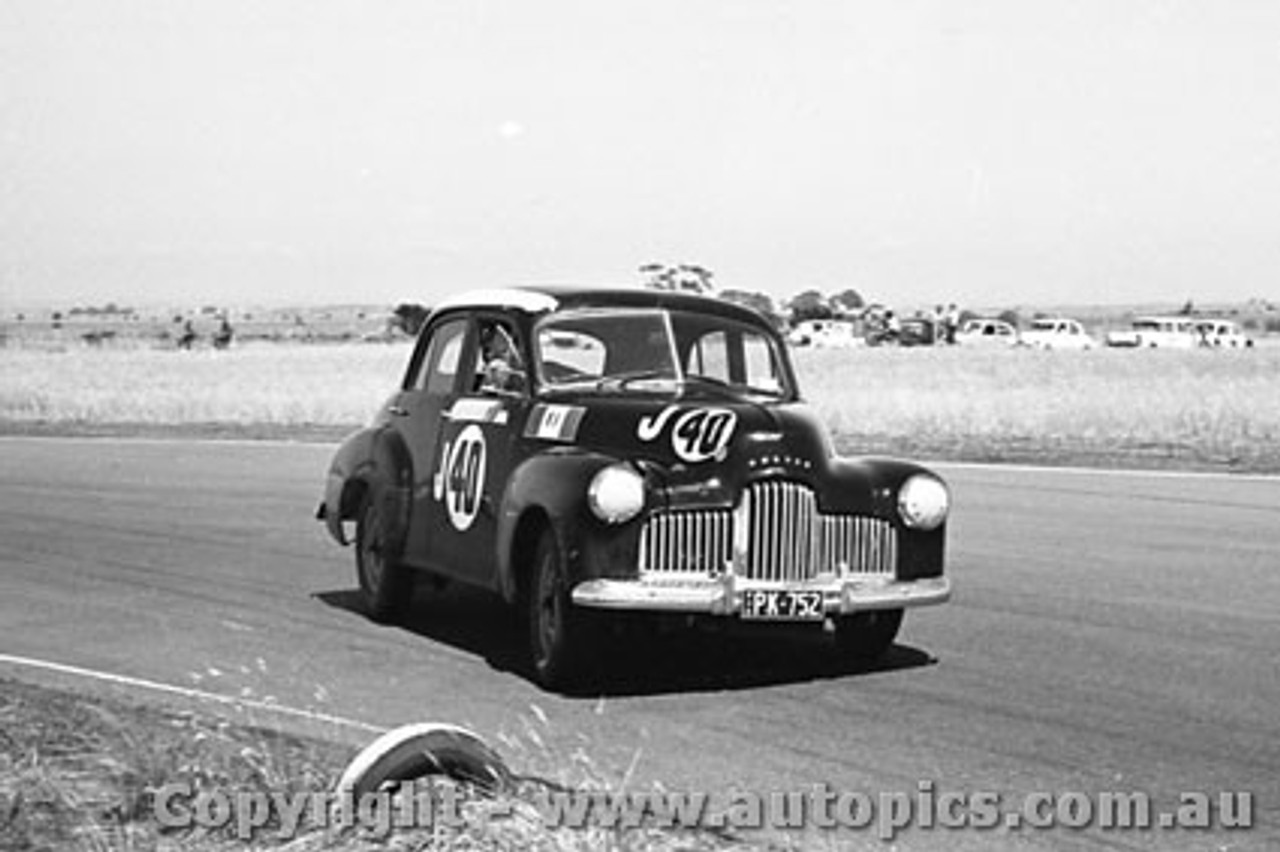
[441,424,487,531]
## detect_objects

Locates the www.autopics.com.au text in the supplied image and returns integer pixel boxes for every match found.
[149,780,1255,842]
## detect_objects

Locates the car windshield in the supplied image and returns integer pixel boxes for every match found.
[535,308,792,398]
[1030,320,1057,331]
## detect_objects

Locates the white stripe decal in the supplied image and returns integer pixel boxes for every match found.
[444,398,509,424]
[0,653,386,733]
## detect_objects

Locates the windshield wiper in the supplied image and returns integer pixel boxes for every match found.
[598,369,679,391]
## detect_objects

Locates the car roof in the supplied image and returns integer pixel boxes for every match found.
[430,285,773,327]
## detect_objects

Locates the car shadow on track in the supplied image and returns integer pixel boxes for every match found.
[314,585,936,697]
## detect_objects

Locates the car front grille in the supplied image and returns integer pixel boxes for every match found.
[638,481,897,582]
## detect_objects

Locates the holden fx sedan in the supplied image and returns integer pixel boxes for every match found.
[317,287,951,688]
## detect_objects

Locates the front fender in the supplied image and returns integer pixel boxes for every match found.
[320,427,413,554]
[822,456,940,516]
[828,456,948,580]
[494,449,636,603]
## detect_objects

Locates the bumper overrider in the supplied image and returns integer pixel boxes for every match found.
[571,572,951,616]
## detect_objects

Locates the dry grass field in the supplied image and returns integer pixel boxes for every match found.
[2,337,1279,471]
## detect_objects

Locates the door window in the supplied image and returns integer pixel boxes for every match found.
[414,319,468,395]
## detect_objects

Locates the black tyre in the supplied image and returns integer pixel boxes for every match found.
[355,491,413,623]
[834,608,904,661]
[528,528,594,689]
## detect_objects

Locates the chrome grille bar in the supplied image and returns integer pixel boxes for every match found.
[639,481,897,580]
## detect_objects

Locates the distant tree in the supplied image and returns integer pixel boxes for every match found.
[640,262,716,294]
[390,303,430,336]
[1180,299,1195,316]
[719,289,782,326]
[788,290,834,323]
[997,309,1021,328]
[830,289,865,314]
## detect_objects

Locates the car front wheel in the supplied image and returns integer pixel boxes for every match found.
[528,528,594,689]
[835,608,904,661]
[355,492,412,623]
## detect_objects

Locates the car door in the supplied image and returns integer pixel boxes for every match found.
[394,315,470,573]
[417,314,529,588]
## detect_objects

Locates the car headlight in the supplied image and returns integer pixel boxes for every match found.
[897,474,950,530]
[588,463,646,524]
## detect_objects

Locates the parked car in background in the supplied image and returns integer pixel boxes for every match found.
[1018,318,1096,350]
[898,317,940,347]
[955,318,1019,347]
[787,319,862,348]
[1193,319,1254,348]
[1105,317,1198,348]
[317,287,952,689]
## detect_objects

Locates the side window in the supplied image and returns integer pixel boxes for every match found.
[742,334,781,393]
[686,331,731,383]
[413,319,468,395]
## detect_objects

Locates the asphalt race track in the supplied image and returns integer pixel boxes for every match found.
[2,437,1277,850]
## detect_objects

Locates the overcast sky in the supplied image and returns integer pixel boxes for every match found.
[3,0,1279,310]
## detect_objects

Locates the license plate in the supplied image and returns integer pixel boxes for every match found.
[741,589,824,621]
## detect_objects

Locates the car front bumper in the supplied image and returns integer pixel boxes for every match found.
[571,574,950,616]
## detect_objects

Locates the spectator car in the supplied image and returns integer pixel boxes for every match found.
[1193,319,1254,348]
[955,318,1019,347]
[1018,318,1096,350]
[897,317,941,347]
[317,287,952,688]
[786,319,861,348]
[1105,316,1198,348]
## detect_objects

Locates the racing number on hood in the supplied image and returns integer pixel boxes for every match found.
[638,406,737,463]
[440,424,487,531]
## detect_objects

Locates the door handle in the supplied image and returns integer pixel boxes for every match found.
[386,404,408,416]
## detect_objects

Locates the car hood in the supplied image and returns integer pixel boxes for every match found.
[529,387,832,486]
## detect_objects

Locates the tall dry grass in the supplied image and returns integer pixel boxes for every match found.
[800,345,1280,467]
[0,341,409,427]
[2,338,1278,468]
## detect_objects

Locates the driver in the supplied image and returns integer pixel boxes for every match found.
[478,323,523,393]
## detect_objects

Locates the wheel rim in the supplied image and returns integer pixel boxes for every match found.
[359,504,385,594]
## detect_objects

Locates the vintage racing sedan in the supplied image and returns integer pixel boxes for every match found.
[317,287,951,688]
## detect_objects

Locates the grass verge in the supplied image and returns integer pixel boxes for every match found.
[0,677,771,851]
[3,341,1279,473]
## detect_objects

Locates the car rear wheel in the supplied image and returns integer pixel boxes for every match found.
[356,492,412,623]
[834,608,903,661]
[528,528,594,689]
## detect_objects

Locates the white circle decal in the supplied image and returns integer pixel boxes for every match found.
[444,424,487,531]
